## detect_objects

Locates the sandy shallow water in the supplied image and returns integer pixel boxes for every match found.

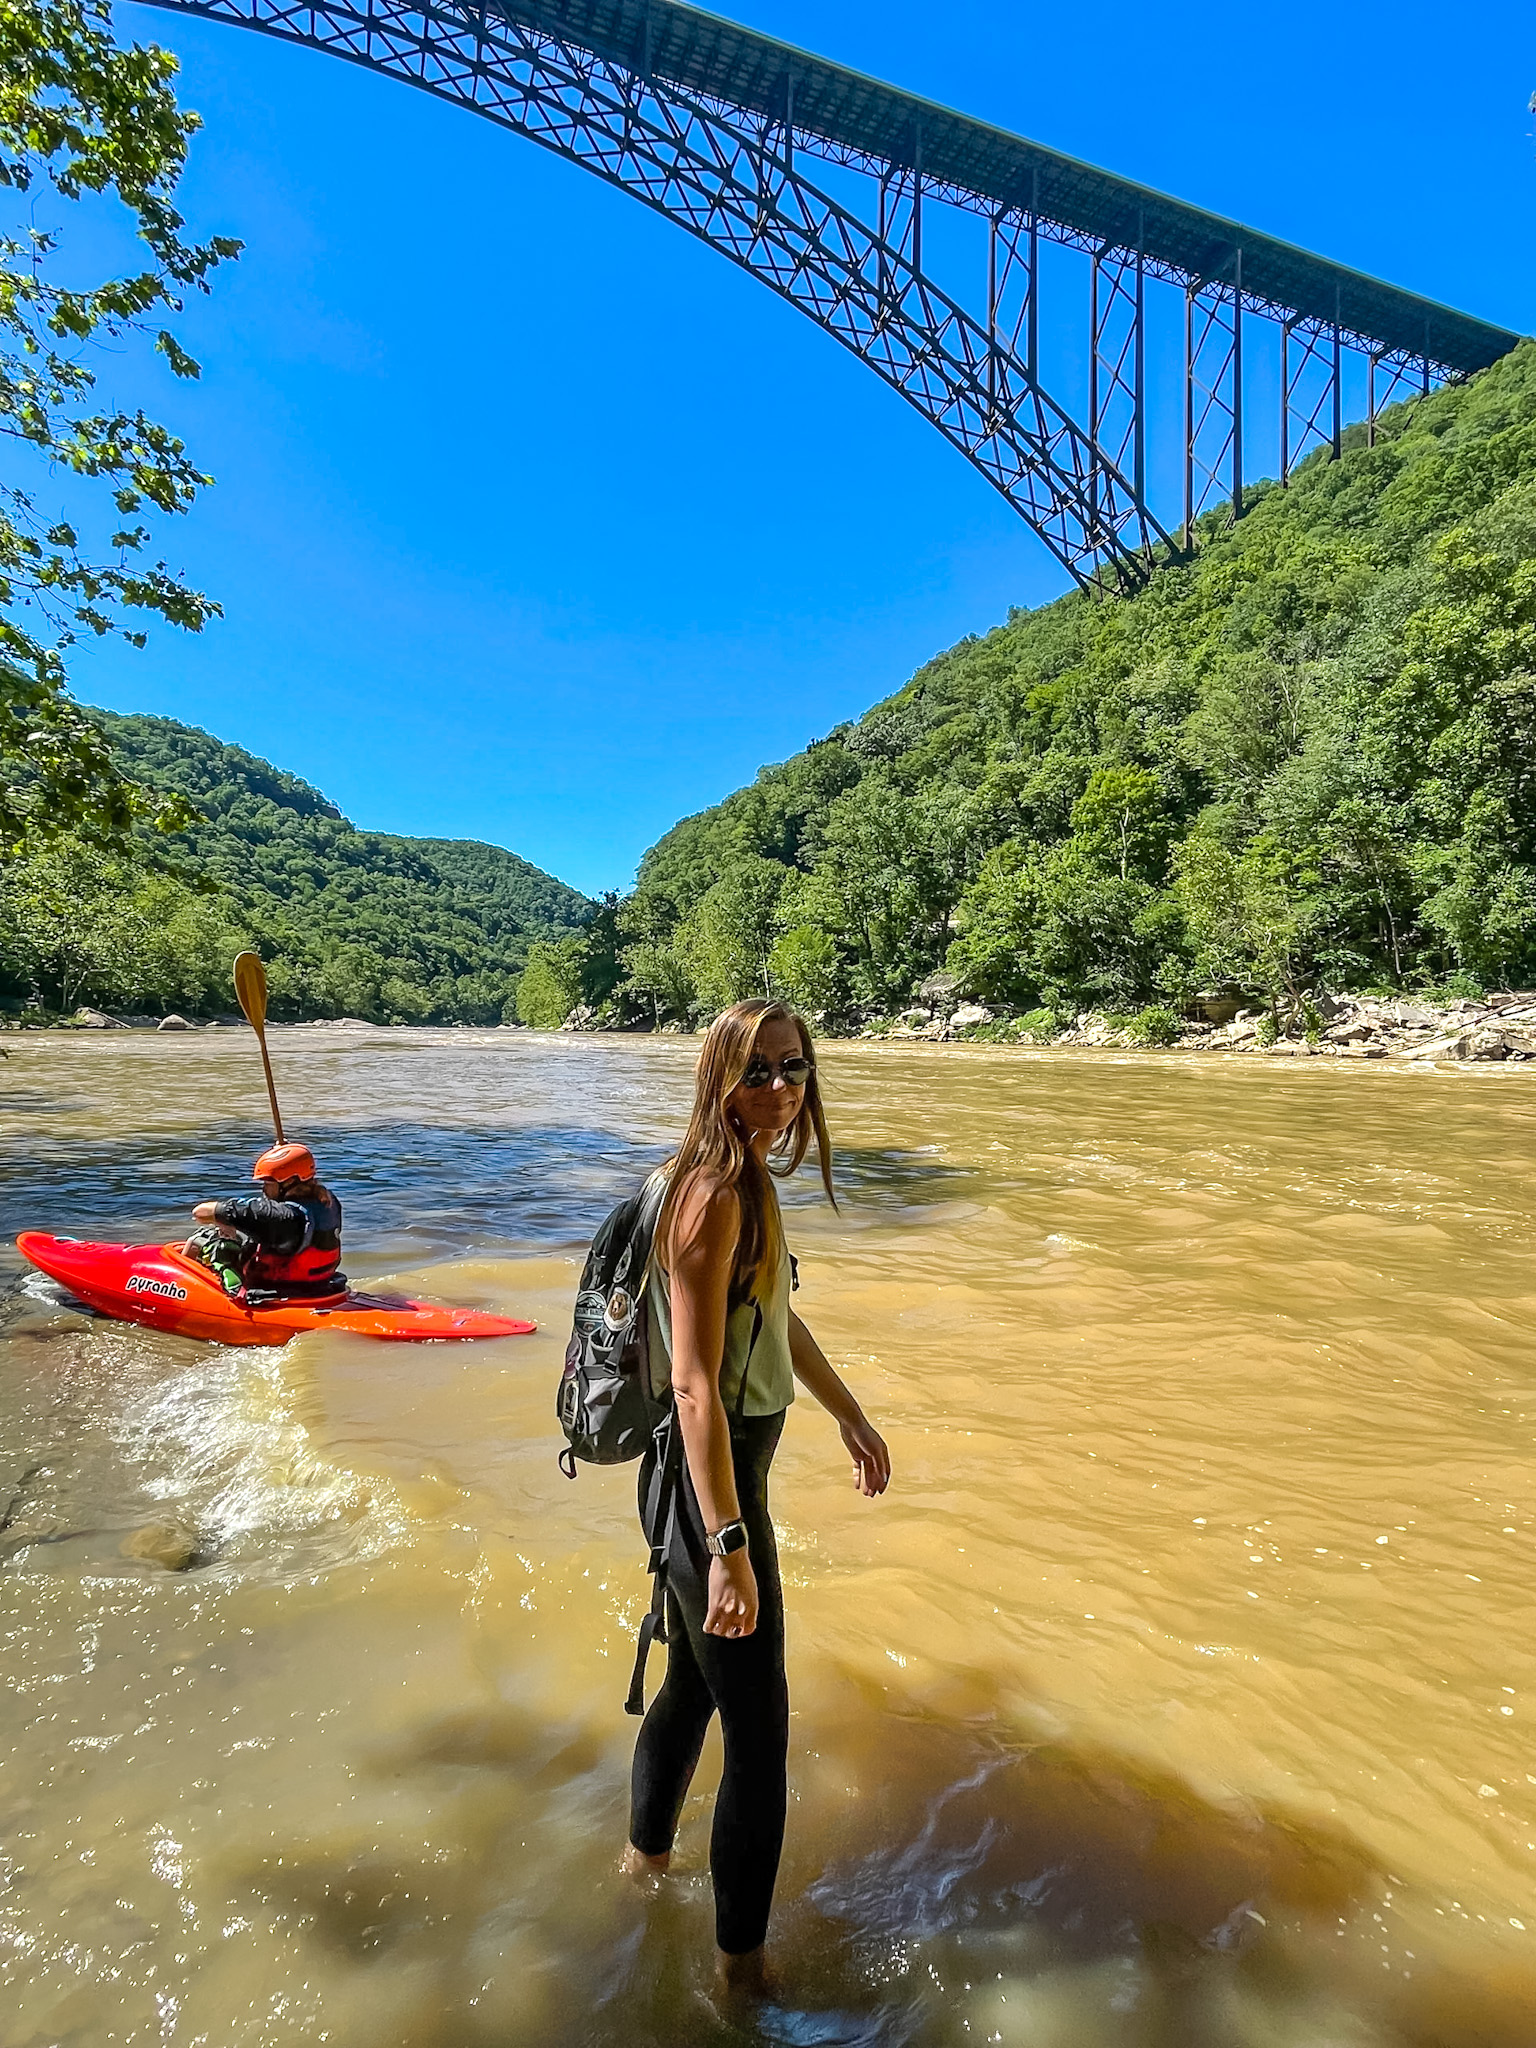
[1,1026,1533,2046]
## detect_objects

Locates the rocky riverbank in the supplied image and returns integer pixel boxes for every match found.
[13,995,1536,1065]
[862,990,1536,1062]
[2,1009,387,1033]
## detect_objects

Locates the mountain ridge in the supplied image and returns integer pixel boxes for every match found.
[0,710,591,1024]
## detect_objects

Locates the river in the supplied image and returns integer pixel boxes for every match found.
[1,1026,1532,2047]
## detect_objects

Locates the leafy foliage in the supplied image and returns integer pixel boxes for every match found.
[0,711,590,1020]
[0,0,238,848]
[607,343,1536,1027]
[0,833,239,1012]
[515,936,586,1028]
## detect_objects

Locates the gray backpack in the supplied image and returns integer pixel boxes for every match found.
[555,1170,775,1715]
[555,1171,669,1478]
[556,1172,683,1714]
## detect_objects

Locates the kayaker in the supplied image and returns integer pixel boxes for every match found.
[185,1143,345,1300]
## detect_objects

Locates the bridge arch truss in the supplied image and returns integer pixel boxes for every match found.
[141,0,1520,593]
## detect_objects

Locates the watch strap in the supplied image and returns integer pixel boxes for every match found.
[705,1518,748,1557]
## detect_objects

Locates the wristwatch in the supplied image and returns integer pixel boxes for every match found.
[705,1518,749,1558]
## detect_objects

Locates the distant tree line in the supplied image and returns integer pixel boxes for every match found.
[0,713,590,1023]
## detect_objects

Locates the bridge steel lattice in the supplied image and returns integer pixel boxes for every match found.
[140,0,1522,593]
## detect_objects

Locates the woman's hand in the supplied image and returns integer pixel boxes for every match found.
[704,1550,759,1638]
[839,1412,891,1497]
[788,1313,892,1499]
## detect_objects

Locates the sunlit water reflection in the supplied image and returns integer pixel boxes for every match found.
[2,1025,1533,2046]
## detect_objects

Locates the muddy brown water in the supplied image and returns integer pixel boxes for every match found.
[1,1027,1533,2048]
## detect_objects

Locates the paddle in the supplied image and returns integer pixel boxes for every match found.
[233,951,285,1145]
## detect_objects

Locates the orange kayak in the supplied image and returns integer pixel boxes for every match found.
[17,1232,537,1348]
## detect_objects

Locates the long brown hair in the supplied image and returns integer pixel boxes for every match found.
[655,999,835,1293]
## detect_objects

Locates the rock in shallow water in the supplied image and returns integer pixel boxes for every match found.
[119,1522,205,1571]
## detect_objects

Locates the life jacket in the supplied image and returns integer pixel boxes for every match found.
[245,1185,344,1292]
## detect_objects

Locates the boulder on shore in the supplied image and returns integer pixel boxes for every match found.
[158,1014,192,1032]
[1211,1009,1263,1046]
[949,1002,994,1033]
[917,970,963,1018]
[891,1010,944,1039]
[1189,989,1245,1025]
[1400,1023,1536,1062]
[70,1008,123,1030]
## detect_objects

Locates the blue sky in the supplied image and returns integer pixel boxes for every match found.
[58,1,1536,895]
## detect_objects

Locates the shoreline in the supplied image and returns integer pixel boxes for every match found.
[9,991,1536,1068]
[848,990,1536,1064]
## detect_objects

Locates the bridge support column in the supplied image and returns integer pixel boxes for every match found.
[987,204,1037,394]
[1233,249,1244,523]
[878,158,924,322]
[1091,226,1146,545]
[1332,286,1343,460]
[1184,253,1243,547]
[1281,313,1343,482]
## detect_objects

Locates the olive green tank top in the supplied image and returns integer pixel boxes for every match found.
[646,1216,795,1418]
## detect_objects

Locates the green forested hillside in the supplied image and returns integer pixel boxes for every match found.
[0,713,590,1022]
[8,343,1535,1035]
[576,340,1536,1033]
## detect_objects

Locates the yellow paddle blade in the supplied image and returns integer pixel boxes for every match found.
[232,951,269,1032]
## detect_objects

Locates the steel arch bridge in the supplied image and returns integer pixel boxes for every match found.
[141,0,1521,594]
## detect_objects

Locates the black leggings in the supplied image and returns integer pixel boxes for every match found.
[628,1410,788,1956]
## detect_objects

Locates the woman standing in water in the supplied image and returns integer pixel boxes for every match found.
[623,998,891,1996]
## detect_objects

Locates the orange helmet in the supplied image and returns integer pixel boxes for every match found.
[253,1142,316,1186]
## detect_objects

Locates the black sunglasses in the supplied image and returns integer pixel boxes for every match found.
[739,1054,815,1089]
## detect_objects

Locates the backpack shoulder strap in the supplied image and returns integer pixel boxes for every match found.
[625,1411,685,1716]
[637,1169,667,1277]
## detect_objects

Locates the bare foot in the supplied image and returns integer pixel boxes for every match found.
[621,1842,671,1882]
[715,1945,778,2002]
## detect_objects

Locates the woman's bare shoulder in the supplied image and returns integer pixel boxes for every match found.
[667,1168,741,1257]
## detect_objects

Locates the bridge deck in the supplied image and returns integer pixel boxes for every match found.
[513,0,1519,373]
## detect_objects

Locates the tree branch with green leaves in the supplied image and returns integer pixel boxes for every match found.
[0,0,238,851]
